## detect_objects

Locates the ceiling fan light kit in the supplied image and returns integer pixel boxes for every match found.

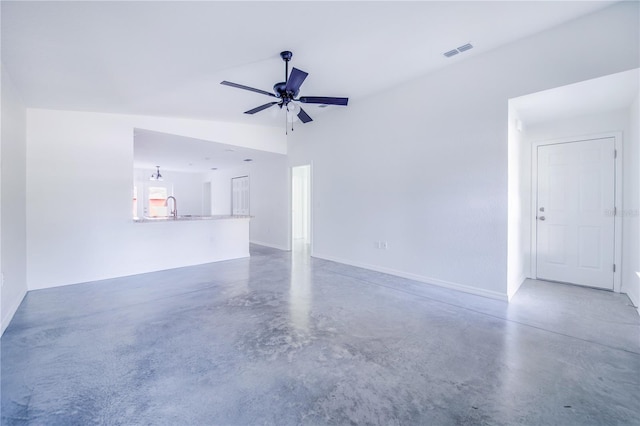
[221,51,349,133]
[150,165,163,181]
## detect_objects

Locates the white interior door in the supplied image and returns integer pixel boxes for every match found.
[536,138,615,289]
[202,182,212,216]
[231,176,249,216]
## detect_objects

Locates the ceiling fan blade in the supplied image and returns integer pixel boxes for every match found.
[244,102,279,114]
[221,81,276,98]
[285,68,308,94]
[298,96,349,106]
[297,107,313,123]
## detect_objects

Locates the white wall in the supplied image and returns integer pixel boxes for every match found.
[507,109,530,299]
[1,66,27,334]
[625,95,640,311]
[208,154,289,250]
[210,170,235,216]
[524,110,630,142]
[287,2,639,300]
[26,109,285,290]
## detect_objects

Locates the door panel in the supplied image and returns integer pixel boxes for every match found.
[546,224,566,265]
[577,226,600,268]
[536,138,615,289]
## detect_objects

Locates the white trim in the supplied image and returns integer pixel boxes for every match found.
[1,288,27,336]
[530,131,623,292]
[250,240,289,251]
[313,252,509,301]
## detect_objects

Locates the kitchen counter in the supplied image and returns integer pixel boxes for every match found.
[127,214,251,270]
[133,215,251,223]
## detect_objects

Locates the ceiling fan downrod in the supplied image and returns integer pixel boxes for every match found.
[280,50,292,84]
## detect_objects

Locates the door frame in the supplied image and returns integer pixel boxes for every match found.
[289,163,313,254]
[530,132,622,292]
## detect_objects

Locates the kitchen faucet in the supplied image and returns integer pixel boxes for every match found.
[166,196,177,219]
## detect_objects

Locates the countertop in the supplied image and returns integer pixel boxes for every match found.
[133,215,251,223]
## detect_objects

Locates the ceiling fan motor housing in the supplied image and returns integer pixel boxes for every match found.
[273,82,298,101]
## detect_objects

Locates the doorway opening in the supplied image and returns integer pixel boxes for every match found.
[291,165,311,255]
[507,69,636,300]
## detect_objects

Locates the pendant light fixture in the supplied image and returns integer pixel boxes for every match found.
[150,166,163,181]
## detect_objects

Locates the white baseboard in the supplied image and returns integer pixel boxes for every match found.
[313,253,508,302]
[1,288,27,336]
[250,240,289,251]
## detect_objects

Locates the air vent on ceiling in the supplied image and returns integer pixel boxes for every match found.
[443,43,474,58]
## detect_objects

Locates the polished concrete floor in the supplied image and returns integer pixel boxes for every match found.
[2,244,639,425]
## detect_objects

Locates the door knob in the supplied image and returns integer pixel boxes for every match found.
[539,216,546,221]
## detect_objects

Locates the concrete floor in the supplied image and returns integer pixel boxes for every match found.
[1,244,639,425]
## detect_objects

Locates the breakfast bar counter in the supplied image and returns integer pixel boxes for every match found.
[133,214,251,223]
[128,215,250,272]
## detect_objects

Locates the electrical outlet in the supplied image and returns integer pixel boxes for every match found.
[382,241,388,250]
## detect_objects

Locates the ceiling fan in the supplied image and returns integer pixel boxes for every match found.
[220,51,348,127]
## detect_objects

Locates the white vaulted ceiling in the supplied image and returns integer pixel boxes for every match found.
[1,1,617,127]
